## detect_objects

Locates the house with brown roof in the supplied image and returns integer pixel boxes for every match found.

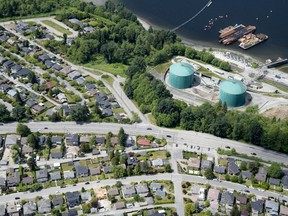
[46,82,55,89]
[22,176,33,185]
[187,158,201,170]
[110,137,118,145]
[108,188,119,197]
[255,167,267,182]
[280,205,288,216]
[89,167,101,176]
[207,188,220,202]
[236,194,247,205]
[137,138,151,146]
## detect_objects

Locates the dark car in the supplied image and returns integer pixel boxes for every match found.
[73,184,77,186]
[0,123,3,126]
[15,197,20,200]
[225,146,231,149]
[147,128,152,130]
[44,127,48,129]
[244,190,250,193]
[175,144,178,147]
[197,146,200,150]
[251,152,257,156]
[166,135,172,138]
[85,182,90,185]
[60,185,66,188]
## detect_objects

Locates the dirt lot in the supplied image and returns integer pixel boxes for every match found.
[263,106,288,120]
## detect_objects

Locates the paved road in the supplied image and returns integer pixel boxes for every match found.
[1,122,288,166]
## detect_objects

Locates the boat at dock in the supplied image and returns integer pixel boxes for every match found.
[239,33,268,50]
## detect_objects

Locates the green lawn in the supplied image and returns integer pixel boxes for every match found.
[101,74,114,86]
[79,160,87,166]
[61,163,74,171]
[197,66,223,79]
[42,20,72,35]
[153,62,171,74]
[138,150,167,160]
[113,107,125,114]
[183,151,199,160]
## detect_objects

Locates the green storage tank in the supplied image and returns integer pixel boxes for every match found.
[219,79,247,107]
[168,62,194,89]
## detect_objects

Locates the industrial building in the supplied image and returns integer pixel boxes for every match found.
[168,62,195,89]
[219,80,247,107]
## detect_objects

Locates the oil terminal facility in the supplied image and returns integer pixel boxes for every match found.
[168,62,195,89]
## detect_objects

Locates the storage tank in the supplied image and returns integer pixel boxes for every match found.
[219,79,247,107]
[168,62,194,89]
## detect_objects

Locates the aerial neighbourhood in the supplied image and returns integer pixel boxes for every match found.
[0,0,288,216]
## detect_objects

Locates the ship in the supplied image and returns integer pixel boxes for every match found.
[219,24,244,39]
[265,58,288,68]
[219,25,256,45]
[238,33,268,50]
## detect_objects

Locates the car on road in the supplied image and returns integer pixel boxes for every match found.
[0,123,3,126]
[15,197,20,200]
[197,146,200,150]
[96,181,100,183]
[251,152,257,156]
[146,128,152,130]
[56,191,60,194]
[44,127,48,129]
[190,145,193,149]
[73,184,77,186]
[166,135,172,138]
[244,190,250,193]
[85,182,90,185]
[208,147,210,151]
[175,144,178,147]
[225,146,231,149]
[126,203,134,208]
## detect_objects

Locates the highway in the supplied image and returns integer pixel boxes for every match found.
[1,122,287,166]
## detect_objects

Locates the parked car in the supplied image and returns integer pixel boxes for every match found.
[166,135,172,138]
[15,197,20,200]
[251,152,257,156]
[147,128,152,130]
[85,182,90,185]
[225,146,231,149]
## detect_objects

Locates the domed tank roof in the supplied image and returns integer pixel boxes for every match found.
[220,80,246,95]
[169,62,194,77]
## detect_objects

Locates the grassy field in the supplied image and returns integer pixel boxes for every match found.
[183,151,199,160]
[113,107,125,114]
[101,74,114,86]
[153,62,171,74]
[197,66,224,79]
[42,20,72,35]
[61,163,74,171]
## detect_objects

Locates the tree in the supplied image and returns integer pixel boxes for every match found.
[12,105,26,121]
[268,162,282,178]
[108,195,116,203]
[185,203,195,216]
[63,33,67,45]
[240,161,247,171]
[0,103,11,122]
[82,203,91,214]
[27,155,37,171]
[50,112,61,122]
[80,143,91,153]
[115,181,123,188]
[60,142,66,155]
[16,123,31,137]
[204,167,215,180]
[15,90,23,105]
[46,135,52,149]
[230,205,240,216]
[28,71,38,84]
[164,164,172,173]
[238,174,243,184]
[120,153,127,164]
[11,144,25,164]
[118,127,126,147]
[27,133,39,150]
[133,163,141,175]
[112,166,126,179]
[70,103,90,121]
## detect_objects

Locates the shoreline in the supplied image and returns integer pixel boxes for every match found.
[136,16,264,65]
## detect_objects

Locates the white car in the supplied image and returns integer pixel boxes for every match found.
[56,191,60,194]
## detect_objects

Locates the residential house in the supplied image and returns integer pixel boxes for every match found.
[7,171,20,187]
[3,60,14,69]
[135,183,149,197]
[89,167,101,176]
[51,152,63,159]
[31,104,45,114]
[66,191,80,207]
[37,199,51,214]
[108,188,119,197]
[26,99,37,108]
[52,63,62,71]
[22,176,33,185]
[23,202,36,216]
[190,184,206,201]
[187,158,201,170]
[155,190,166,198]
[265,200,279,215]
[110,137,118,145]
[95,137,105,145]
[76,77,85,85]
[241,171,252,180]
[80,135,90,143]
[201,160,213,170]
[220,191,234,206]
[17,68,32,77]
[115,202,125,210]
[250,200,264,214]
[7,203,20,216]
[125,136,135,147]
[68,71,81,80]
[214,165,226,174]
[36,169,48,183]
[255,167,267,182]
[7,89,17,98]
[0,205,6,216]
[83,26,94,33]
[51,136,62,145]
[0,35,8,42]
[11,64,22,73]
[280,205,288,216]
[75,166,89,177]
[5,134,18,148]
[45,82,55,89]
[237,194,248,205]
[38,135,47,146]
[60,66,72,75]
[46,109,55,117]
[150,182,163,192]
[137,138,151,147]
[68,209,78,216]
[22,145,33,156]
[52,196,64,207]
[103,166,111,174]
[102,108,113,117]
[68,18,85,27]
[92,148,100,155]
[228,161,240,175]
[152,158,164,167]
[127,156,137,166]
[44,60,55,68]
[66,133,79,146]
[283,176,288,190]
[0,178,6,190]
[0,84,11,93]
[63,171,75,179]
[121,185,136,199]
[207,188,220,202]
[81,191,92,202]
[38,54,51,62]
[57,93,67,103]
[50,172,61,181]
[269,178,281,186]
[85,83,96,91]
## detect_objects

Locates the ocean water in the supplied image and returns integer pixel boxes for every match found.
[116,0,288,62]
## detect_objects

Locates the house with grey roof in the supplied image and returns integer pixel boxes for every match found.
[66,191,80,207]
[22,176,33,185]
[75,166,89,177]
[269,178,281,186]
[127,156,137,166]
[95,137,105,145]
[51,152,63,159]
[251,199,264,214]
[0,178,6,190]
[150,182,162,192]
[52,196,64,207]
[23,202,36,216]
[68,71,81,80]
[121,185,136,199]
[7,171,20,187]
[83,26,94,33]
[266,200,279,215]
[115,202,125,210]
[51,136,62,144]
[155,190,166,198]
[152,158,164,167]
[220,191,234,206]
[283,176,288,190]
[135,183,149,197]
[18,68,32,77]
[57,93,67,103]
[214,165,226,174]
[241,171,252,179]
[38,135,47,146]
[103,166,111,174]
[37,199,51,214]
[228,161,240,175]
[6,203,19,216]
[81,191,92,202]
[255,167,267,182]
[52,63,62,71]
[76,77,85,85]
[63,171,75,179]
[108,188,119,197]
[36,169,48,183]
[5,135,18,148]
[201,160,213,170]
[22,145,33,155]
[50,171,61,181]
[92,148,100,155]
[26,99,37,108]
[66,133,79,146]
